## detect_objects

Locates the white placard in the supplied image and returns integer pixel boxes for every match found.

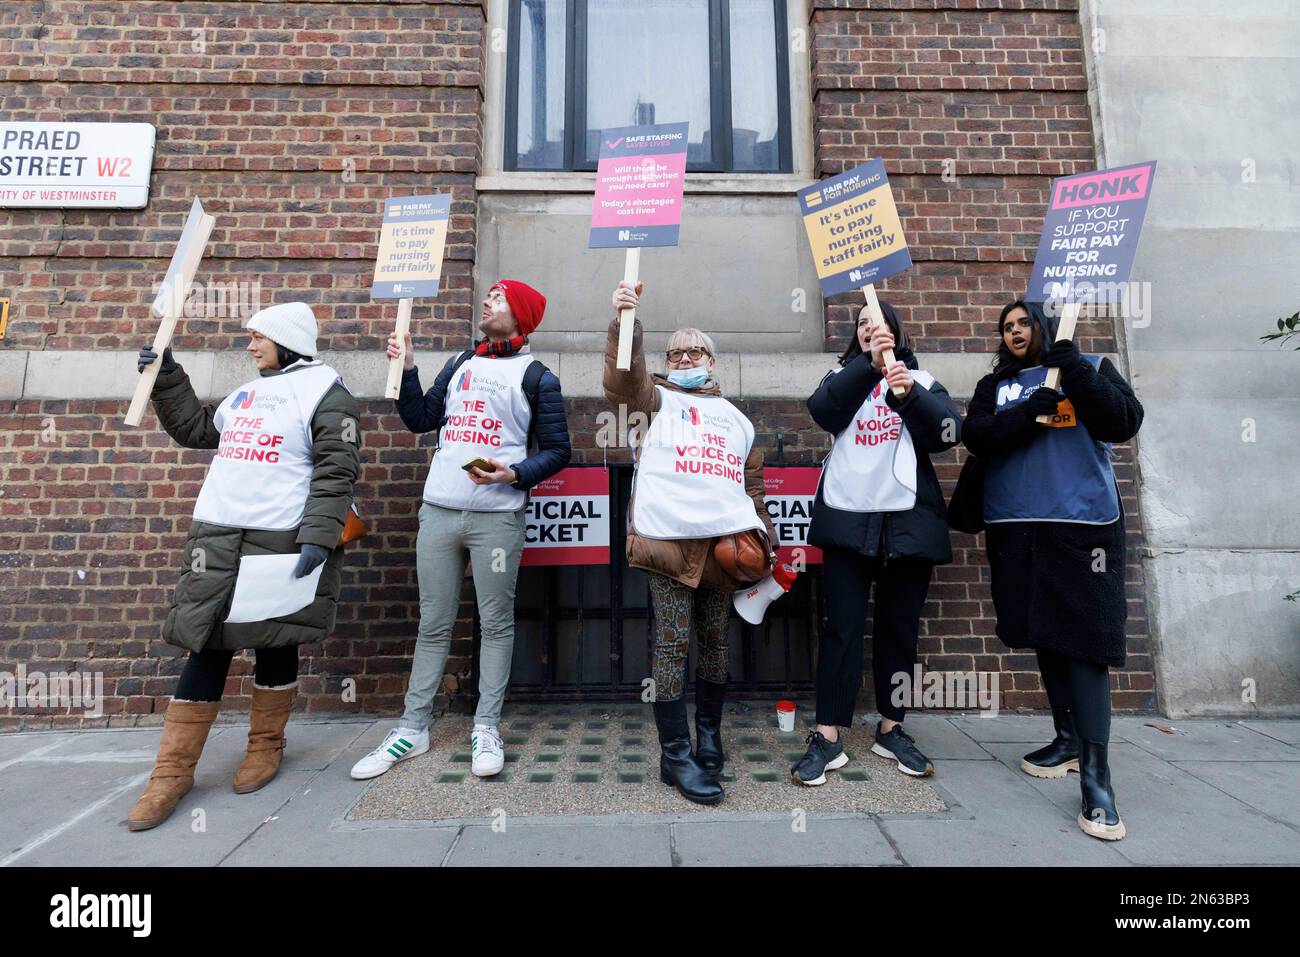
[224,554,324,624]
[0,122,156,208]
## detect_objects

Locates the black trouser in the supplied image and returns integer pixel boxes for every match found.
[174,646,299,703]
[1036,647,1110,742]
[816,546,933,726]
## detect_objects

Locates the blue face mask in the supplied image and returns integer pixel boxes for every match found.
[667,365,710,390]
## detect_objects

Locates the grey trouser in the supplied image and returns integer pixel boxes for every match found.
[400,502,526,729]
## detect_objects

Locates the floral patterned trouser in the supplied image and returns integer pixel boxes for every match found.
[647,572,731,701]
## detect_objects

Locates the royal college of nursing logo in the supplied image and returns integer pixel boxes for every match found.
[229,390,256,410]
[457,368,473,392]
[681,406,701,426]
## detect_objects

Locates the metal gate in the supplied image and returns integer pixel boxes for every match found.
[466,464,820,703]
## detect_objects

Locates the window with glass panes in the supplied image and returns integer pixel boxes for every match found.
[505,0,792,173]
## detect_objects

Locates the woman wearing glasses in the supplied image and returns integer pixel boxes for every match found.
[604,281,777,805]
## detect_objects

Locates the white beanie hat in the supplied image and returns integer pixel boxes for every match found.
[246,301,318,357]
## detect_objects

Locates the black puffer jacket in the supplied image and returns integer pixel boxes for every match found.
[396,349,571,491]
[806,346,961,563]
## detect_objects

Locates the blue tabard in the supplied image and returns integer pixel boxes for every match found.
[983,358,1120,525]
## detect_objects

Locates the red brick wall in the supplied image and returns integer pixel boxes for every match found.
[0,0,1155,728]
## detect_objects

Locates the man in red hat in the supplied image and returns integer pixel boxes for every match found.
[351,279,570,780]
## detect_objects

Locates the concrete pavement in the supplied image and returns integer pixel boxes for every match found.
[2,712,1296,867]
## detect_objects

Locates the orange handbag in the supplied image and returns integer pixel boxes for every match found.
[338,502,367,546]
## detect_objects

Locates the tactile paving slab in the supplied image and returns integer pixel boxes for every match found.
[349,702,945,820]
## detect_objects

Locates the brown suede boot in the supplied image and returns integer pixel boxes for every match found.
[233,683,296,794]
[127,699,221,832]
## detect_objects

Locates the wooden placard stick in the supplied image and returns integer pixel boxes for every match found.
[124,197,216,427]
[1035,299,1082,424]
[861,283,905,398]
[615,247,642,371]
[384,297,414,400]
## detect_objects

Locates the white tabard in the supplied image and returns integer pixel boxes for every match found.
[192,361,343,530]
[630,387,763,540]
[422,352,535,512]
[820,369,934,513]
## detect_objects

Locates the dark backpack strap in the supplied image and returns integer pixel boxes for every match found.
[522,359,548,452]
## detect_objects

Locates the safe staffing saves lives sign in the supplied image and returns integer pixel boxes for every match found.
[521,468,611,567]
[588,122,689,249]
[0,122,156,208]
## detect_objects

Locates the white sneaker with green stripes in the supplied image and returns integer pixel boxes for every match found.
[349,727,429,780]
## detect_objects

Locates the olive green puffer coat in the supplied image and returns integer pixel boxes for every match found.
[150,360,362,652]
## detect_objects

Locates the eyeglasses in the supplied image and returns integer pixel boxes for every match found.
[666,347,711,362]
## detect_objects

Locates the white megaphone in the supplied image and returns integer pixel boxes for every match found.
[733,563,798,625]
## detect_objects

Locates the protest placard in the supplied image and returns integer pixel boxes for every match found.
[1026,161,1156,421]
[763,467,823,566]
[124,197,215,427]
[798,158,913,395]
[371,193,452,399]
[588,121,689,370]
[521,468,611,567]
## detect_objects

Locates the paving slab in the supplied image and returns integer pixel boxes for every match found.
[869,714,996,761]
[0,731,79,766]
[981,742,1300,866]
[1112,716,1300,762]
[221,772,457,867]
[1236,719,1300,747]
[946,713,1099,744]
[445,822,673,867]
[876,759,1128,866]
[671,816,900,867]
[1168,760,1300,831]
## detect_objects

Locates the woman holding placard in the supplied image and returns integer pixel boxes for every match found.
[605,281,778,806]
[793,299,961,786]
[961,300,1143,840]
[126,302,362,832]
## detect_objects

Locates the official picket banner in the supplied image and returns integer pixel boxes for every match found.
[521,467,611,567]
[763,467,823,566]
[588,121,689,249]
[0,121,156,209]
[1026,161,1157,304]
[370,193,452,300]
[797,158,912,297]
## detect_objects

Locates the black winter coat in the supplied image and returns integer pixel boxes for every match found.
[396,351,571,493]
[806,347,961,564]
[963,354,1144,666]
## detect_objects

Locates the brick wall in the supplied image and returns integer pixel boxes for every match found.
[0,0,1156,728]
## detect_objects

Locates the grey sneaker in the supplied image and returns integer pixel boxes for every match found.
[791,730,849,786]
[871,722,934,777]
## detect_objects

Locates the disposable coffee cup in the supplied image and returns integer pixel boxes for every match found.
[776,699,797,733]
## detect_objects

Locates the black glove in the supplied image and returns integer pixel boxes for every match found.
[138,344,177,374]
[1021,386,1063,419]
[1042,338,1082,371]
[292,544,330,579]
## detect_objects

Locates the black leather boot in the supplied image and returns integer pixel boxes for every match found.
[693,675,727,775]
[1076,739,1125,841]
[654,698,724,805]
[1020,707,1080,778]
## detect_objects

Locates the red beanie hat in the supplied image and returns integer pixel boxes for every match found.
[491,279,547,337]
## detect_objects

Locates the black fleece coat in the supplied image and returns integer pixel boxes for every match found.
[963,350,1144,667]
[806,346,962,563]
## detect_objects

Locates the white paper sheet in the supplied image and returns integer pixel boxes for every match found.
[224,553,324,624]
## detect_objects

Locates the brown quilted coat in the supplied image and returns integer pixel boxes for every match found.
[603,316,777,590]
